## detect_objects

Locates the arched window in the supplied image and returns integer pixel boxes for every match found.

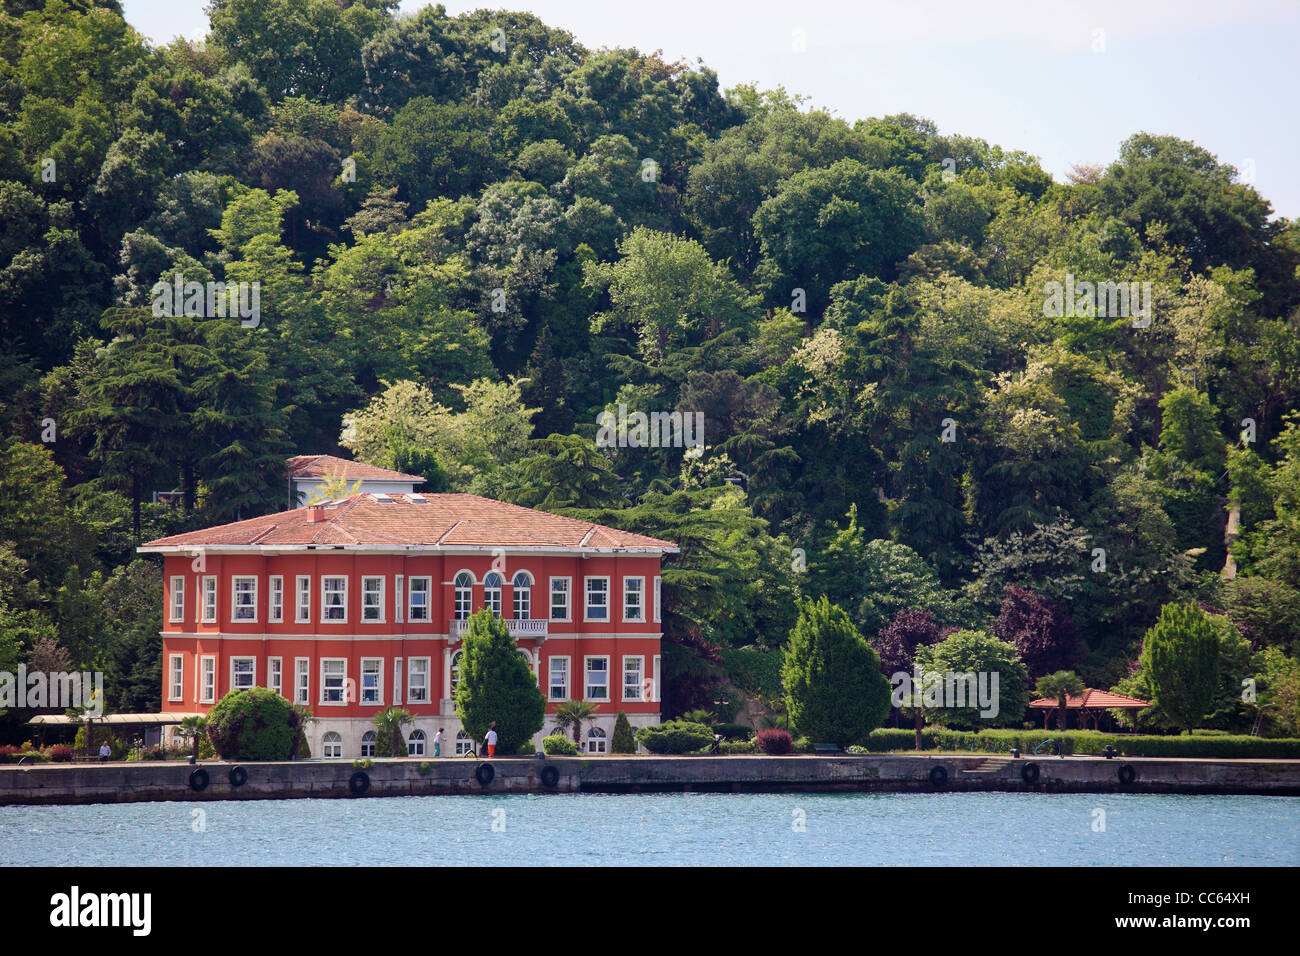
[455,729,474,756]
[451,650,463,692]
[484,572,503,616]
[454,572,474,620]
[512,571,533,619]
[518,649,533,674]
[322,732,342,758]
[408,729,426,757]
[586,727,608,755]
[360,731,375,758]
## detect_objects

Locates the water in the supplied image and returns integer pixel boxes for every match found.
[2,792,1296,866]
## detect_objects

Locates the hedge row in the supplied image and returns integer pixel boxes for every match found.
[852,728,1300,758]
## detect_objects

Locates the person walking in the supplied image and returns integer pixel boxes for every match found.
[98,741,111,762]
[485,722,498,758]
[434,727,444,758]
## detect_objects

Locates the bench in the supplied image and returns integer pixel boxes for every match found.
[812,743,841,755]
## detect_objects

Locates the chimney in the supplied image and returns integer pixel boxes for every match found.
[306,505,328,524]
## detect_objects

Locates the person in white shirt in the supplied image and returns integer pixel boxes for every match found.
[434,728,444,758]
[485,723,498,758]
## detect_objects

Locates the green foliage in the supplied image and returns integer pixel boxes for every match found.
[635,720,714,754]
[1139,603,1220,732]
[370,706,413,758]
[611,712,636,753]
[206,687,300,761]
[542,733,579,756]
[453,609,546,753]
[915,629,1032,729]
[781,596,892,746]
[854,727,1300,758]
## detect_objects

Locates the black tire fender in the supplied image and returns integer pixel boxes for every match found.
[228,766,247,787]
[349,770,371,796]
[475,762,495,787]
[189,768,210,792]
[1021,762,1041,784]
[1118,764,1137,785]
[540,765,559,788]
[928,764,948,787]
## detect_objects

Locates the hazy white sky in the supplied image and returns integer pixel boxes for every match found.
[120,0,1300,218]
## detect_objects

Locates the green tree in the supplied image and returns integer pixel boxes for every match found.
[1034,671,1085,731]
[781,596,892,747]
[611,711,636,753]
[552,700,599,745]
[915,629,1031,730]
[453,609,545,753]
[1139,603,1220,733]
[175,715,208,762]
[371,706,414,757]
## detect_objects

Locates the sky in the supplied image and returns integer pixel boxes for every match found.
[119,0,1300,219]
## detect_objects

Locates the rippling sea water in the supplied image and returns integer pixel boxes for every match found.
[2,792,1296,866]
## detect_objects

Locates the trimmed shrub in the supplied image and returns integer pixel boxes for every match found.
[611,712,636,753]
[206,687,300,761]
[140,746,169,761]
[543,733,579,756]
[714,722,754,741]
[0,745,22,763]
[719,739,759,755]
[851,727,1300,758]
[352,758,374,770]
[517,741,537,755]
[756,729,792,755]
[47,745,74,762]
[636,721,714,754]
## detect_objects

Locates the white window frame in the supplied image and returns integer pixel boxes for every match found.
[549,577,570,621]
[320,658,346,705]
[623,576,644,623]
[548,656,569,702]
[623,655,644,702]
[408,576,431,623]
[654,575,661,623]
[512,571,532,619]
[450,649,464,694]
[199,655,216,703]
[407,657,430,703]
[200,576,217,624]
[453,571,474,621]
[483,572,503,617]
[585,655,609,701]
[269,576,283,623]
[360,731,376,757]
[395,575,404,624]
[362,576,385,623]
[652,654,661,703]
[321,575,347,623]
[231,576,258,623]
[587,727,608,754]
[231,656,256,692]
[268,656,283,696]
[361,657,384,705]
[322,732,343,758]
[168,654,184,702]
[295,657,310,705]
[169,577,185,623]
[584,577,609,622]
[296,576,311,623]
[407,729,426,757]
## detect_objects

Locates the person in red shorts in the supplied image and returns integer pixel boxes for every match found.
[485,722,498,758]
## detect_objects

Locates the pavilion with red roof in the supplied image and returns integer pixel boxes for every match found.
[1028,688,1152,731]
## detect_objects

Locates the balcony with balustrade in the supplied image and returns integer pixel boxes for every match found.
[448,618,548,639]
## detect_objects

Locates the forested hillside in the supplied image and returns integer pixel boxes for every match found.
[2,0,1298,736]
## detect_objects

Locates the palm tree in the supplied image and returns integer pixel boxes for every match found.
[175,716,208,761]
[553,701,599,745]
[1036,671,1085,732]
[372,707,414,757]
[65,690,105,759]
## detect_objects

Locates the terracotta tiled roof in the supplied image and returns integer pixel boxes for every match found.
[140,493,678,552]
[1029,689,1151,709]
[287,454,424,484]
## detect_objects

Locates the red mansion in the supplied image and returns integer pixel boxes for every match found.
[139,489,677,757]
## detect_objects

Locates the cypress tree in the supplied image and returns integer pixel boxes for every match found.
[454,609,546,753]
[611,711,636,753]
[781,596,892,747]
[1139,603,1219,732]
